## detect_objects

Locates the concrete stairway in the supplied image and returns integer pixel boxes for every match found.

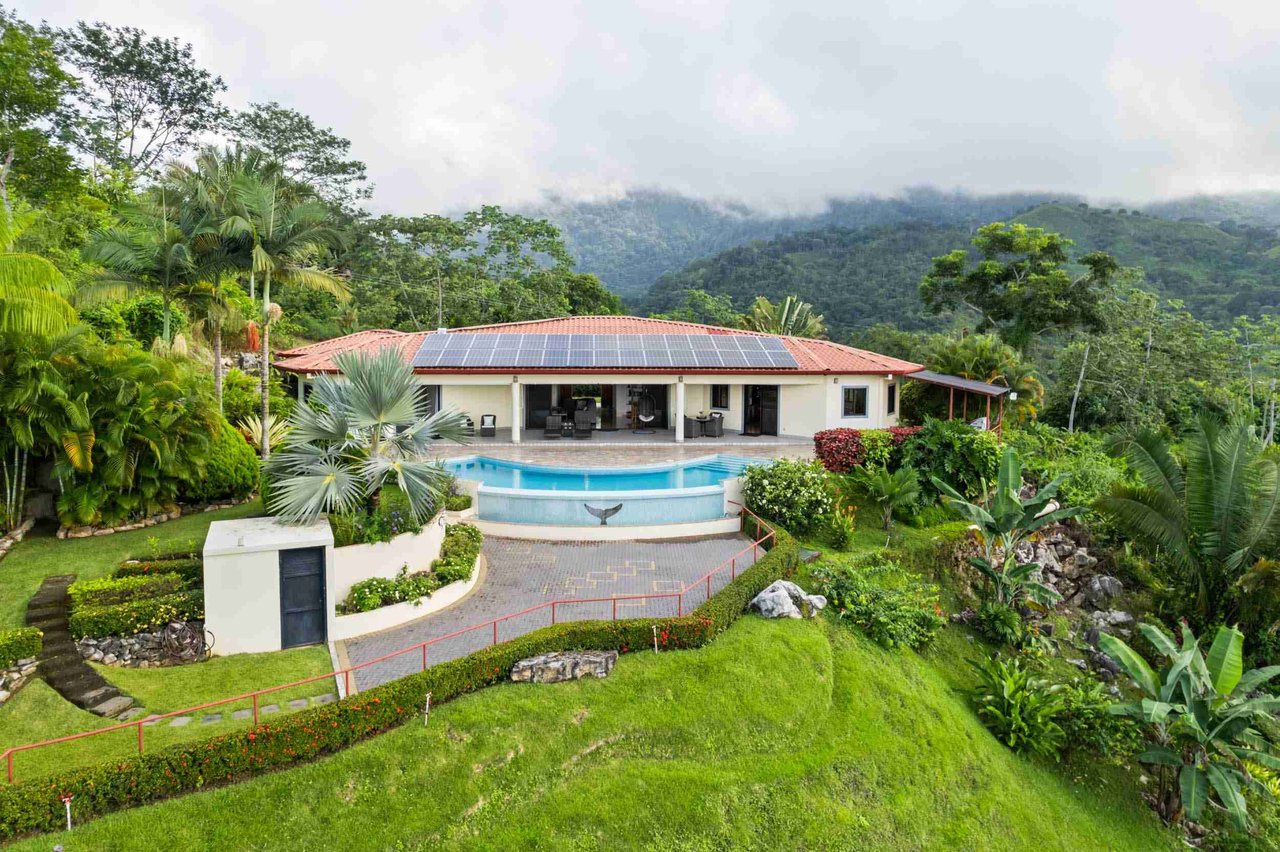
[26,576,138,719]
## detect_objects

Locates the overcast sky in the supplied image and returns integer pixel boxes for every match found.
[23,0,1280,215]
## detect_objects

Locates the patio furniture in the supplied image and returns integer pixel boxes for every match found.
[704,412,724,438]
[479,414,496,438]
[543,414,563,439]
[633,393,656,434]
[684,416,700,439]
[573,409,594,439]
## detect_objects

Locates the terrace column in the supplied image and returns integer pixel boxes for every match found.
[675,378,685,443]
[511,378,521,444]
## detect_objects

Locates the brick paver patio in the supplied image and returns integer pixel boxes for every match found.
[339,535,760,691]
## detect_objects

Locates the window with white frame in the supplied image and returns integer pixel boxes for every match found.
[842,386,868,418]
[886,383,897,415]
[711,384,730,409]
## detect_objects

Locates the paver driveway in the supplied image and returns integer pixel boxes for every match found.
[339,535,760,691]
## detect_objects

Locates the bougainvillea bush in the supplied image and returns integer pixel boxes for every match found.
[742,459,832,532]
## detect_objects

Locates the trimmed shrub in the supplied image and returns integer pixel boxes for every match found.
[68,591,204,640]
[813,426,921,473]
[0,627,41,668]
[444,493,472,511]
[116,557,203,585]
[742,458,832,532]
[69,574,185,609]
[900,418,1000,501]
[338,524,484,613]
[182,419,259,504]
[0,527,797,839]
[330,486,427,547]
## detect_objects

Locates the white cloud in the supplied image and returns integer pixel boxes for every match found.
[21,0,1280,212]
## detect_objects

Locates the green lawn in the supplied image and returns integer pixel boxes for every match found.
[9,616,1174,850]
[1,647,334,783]
[0,500,263,630]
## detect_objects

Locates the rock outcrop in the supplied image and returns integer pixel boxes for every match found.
[511,651,617,684]
[750,580,827,619]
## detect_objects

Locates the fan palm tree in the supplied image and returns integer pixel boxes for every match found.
[222,172,349,456]
[853,465,921,534]
[265,347,471,524]
[83,193,223,344]
[1096,415,1280,630]
[740,295,826,339]
[0,206,77,335]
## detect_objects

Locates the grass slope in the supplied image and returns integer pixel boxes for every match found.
[11,617,1172,850]
[0,500,263,631]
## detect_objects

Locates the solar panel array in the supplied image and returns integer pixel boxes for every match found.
[411,333,799,370]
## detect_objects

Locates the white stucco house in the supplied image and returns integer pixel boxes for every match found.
[273,315,991,443]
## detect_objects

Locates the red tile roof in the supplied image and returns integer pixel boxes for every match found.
[273,316,923,376]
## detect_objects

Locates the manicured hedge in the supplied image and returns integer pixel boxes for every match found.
[813,426,921,473]
[69,573,186,610]
[0,525,796,840]
[115,557,203,586]
[444,493,472,511]
[339,524,483,613]
[0,627,41,669]
[67,591,204,640]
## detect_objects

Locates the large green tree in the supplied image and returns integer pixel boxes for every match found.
[230,101,371,210]
[0,204,77,335]
[0,7,82,205]
[919,222,1119,350]
[53,20,228,178]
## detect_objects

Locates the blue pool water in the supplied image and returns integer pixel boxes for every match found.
[443,455,765,526]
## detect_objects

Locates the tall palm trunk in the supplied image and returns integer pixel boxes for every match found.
[213,323,224,414]
[260,270,271,457]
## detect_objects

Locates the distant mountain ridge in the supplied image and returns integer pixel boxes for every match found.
[636,203,1280,337]
[528,187,1084,298]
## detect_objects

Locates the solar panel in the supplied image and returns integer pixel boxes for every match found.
[411,331,799,369]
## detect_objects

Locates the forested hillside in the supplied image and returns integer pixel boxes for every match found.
[532,188,1079,298]
[638,203,1280,335]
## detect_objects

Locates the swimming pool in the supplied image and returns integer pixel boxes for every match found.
[443,454,765,526]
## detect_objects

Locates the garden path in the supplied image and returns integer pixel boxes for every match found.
[339,535,759,692]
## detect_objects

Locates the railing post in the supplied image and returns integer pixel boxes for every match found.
[678,595,683,617]
[253,693,259,725]
[612,598,617,621]
[551,602,557,625]
[492,620,498,646]
[7,750,13,784]
[706,575,711,602]
[345,669,352,697]
[422,644,427,671]
[731,557,736,580]
[137,722,144,754]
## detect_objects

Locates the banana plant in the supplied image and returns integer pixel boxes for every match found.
[932,447,1083,607]
[1100,622,1280,831]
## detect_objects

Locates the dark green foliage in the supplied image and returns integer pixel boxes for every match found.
[67,590,203,640]
[0,626,41,668]
[431,523,482,584]
[901,418,1001,501]
[115,557,202,585]
[68,573,185,609]
[181,419,258,503]
[444,493,472,511]
[741,458,832,532]
[0,528,796,839]
[220,368,294,426]
[117,293,189,345]
[339,523,482,613]
[816,555,944,649]
[78,302,130,342]
[970,655,1065,759]
[1056,676,1142,762]
[330,485,426,547]
[976,599,1024,647]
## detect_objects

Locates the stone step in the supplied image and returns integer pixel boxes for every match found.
[90,695,135,718]
[117,707,150,723]
[78,685,121,706]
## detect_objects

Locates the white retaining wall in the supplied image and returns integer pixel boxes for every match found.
[331,519,447,602]
[330,555,482,640]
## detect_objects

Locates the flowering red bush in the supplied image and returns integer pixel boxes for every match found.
[813,427,922,473]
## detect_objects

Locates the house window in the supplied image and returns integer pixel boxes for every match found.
[842,386,868,418]
[886,383,897,416]
[711,384,730,410]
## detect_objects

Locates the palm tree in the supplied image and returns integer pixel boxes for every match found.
[222,173,349,456]
[187,276,247,412]
[927,333,1043,422]
[740,295,826,338]
[265,347,471,523]
[83,193,223,344]
[1097,415,1280,630]
[0,206,77,336]
[853,465,920,534]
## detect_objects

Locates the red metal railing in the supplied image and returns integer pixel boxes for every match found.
[2,505,775,784]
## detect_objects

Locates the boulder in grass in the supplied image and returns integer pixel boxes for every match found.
[750,580,827,619]
[511,651,617,684]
